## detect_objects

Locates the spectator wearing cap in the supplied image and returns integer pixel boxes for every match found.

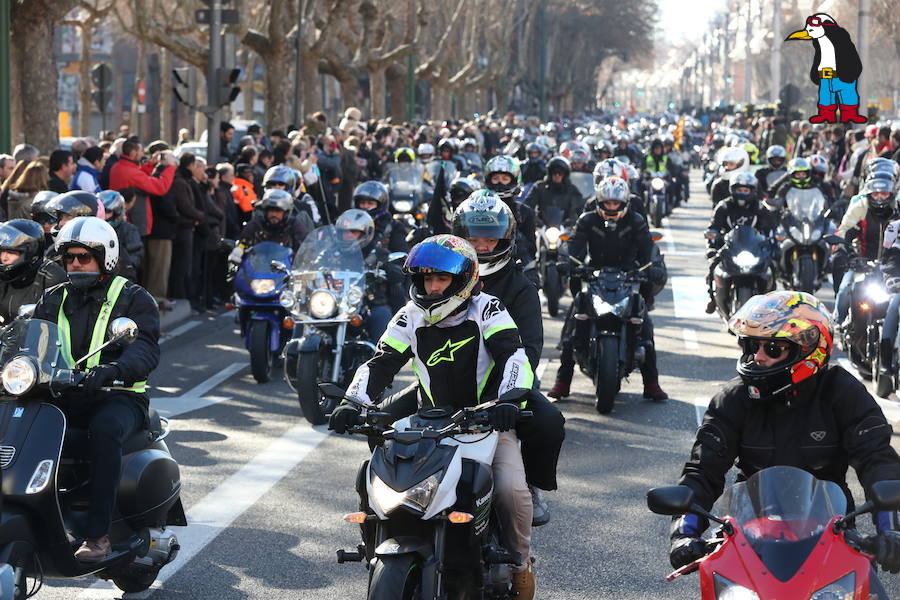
[48,149,75,193]
[231,163,256,224]
[70,146,105,193]
[12,144,38,164]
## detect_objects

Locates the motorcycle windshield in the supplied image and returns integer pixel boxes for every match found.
[720,466,846,582]
[387,163,424,199]
[569,172,595,201]
[292,225,365,276]
[426,160,457,186]
[724,225,767,253]
[785,188,826,224]
[541,205,564,227]
[246,242,293,277]
[0,318,70,382]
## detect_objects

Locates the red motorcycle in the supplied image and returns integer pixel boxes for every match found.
[647,466,900,599]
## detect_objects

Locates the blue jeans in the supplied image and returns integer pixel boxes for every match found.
[834,270,856,325]
[882,294,900,347]
[818,78,859,106]
[367,304,392,342]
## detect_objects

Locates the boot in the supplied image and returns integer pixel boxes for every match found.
[705,299,717,314]
[530,486,550,526]
[511,559,536,599]
[75,535,111,562]
[839,104,868,124]
[547,363,573,399]
[880,338,895,373]
[808,104,837,124]
[643,382,669,402]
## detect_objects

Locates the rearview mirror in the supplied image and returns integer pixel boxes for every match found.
[109,317,138,344]
[17,304,35,319]
[388,252,408,264]
[647,486,695,516]
[271,260,288,273]
[871,480,900,511]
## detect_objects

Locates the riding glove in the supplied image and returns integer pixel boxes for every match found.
[228,247,244,266]
[489,402,519,432]
[669,536,708,569]
[83,364,121,397]
[872,531,900,574]
[328,403,362,434]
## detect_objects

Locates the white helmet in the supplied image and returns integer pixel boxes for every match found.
[55,216,119,273]
[417,143,435,158]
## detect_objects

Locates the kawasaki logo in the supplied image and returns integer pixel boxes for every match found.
[426,336,475,367]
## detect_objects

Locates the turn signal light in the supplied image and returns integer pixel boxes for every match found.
[283,317,295,329]
[859,302,871,311]
[343,512,367,523]
[559,234,570,241]
[350,315,363,327]
[447,511,474,524]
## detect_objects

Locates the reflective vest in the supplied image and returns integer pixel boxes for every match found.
[57,275,147,393]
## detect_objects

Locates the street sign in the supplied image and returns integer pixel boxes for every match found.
[136,80,147,105]
[196,8,239,24]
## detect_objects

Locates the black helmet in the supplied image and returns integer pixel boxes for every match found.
[352,181,390,219]
[451,190,516,276]
[30,191,59,226]
[0,219,46,282]
[546,156,571,179]
[729,172,758,208]
[46,190,99,222]
[864,177,897,219]
[263,165,298,193]
[448,177,482,208]
[437,138,457,155]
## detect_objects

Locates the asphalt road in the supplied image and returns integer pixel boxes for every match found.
[36,171,900,599]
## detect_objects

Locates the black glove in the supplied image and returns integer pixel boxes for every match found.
[556,262,571,275]
[82,364,121,397]
[669,536,708,569]
[328,403,362,434]
[871,531,900,574]
[489,402,518,432]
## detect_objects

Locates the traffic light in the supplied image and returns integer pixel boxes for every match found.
[614,101,621,108]
[724,74,734,84]
[213,67,241,106]
[667,101,676,109]
[172,68,194,106]
[91,63,113,112]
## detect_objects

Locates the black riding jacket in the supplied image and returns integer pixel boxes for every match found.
[679,366,900,523]
[238,215,309,252]
[480,261,543,370]
[0,260,67,324]
[707,199,778,249]
[524,178,584,225]
[568,209,654,273]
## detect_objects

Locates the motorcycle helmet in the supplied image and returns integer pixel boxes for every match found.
[525,142,544,160]
[864,177,897,219]
[403,234,479,325]
[546,156,571,179]
[352,180,390,220]
[593,158,625,185]
[451,191,516,276]
[720,147,747,172]
[258,188,294,214]
[808,154,829,180]
[30,191,59,226]
[462,138,478,152]
[417,143,435,161]
[437,138,457,157]
[595,141,612,160]
[47,190,100,228]
[335,209,375,251]
[98,190,126,223]
[569,148,590,167]
[448,177,483,209]
[393,147,416,163]
[728,291,833,401]
[729,172,758,208]
[649,138,665,156]
[55,216,119,276]
[787,157,812,189]
[864,157,900,184]
[0,219,47,282]
[484,155,522,202]
[263,165,298,194]
[595,176,630,221]
[765,145,786,169]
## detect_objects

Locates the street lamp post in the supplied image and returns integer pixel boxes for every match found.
[0,0,10,153]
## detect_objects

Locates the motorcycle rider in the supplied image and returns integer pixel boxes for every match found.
[352,181,410,253]
[709,147,750,205]
[663,136,689,203]
[520,142,547,185]
[613,135,641,165]
[808,153,838,204]
[416,142,434,164]
[33,216,160,561]
[329,235,537,598]
[46,189,101,230]
[483,155,538,278]
[669,291,900,580]
[767,157,815,207]
[228,189,311,266]
[30,190,60,246]
[704,173,777,314]
[437,138,466,172]
[754,145,787,198]
[425,176,482,234]
[99,190,144,282]
[588,159,646,218]
[523,156,584,226]
[548,177,669,401]
[0,219,67,324]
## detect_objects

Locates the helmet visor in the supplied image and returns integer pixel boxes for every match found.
[454,210,513,240]
[406,242,470,275]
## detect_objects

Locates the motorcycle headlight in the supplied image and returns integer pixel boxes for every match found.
[393,199,414,213]
[808,226,822,243]
[371,473,440,514]
[809,572,854,600]
[733,250,759,270]
[1,357,37,396]
[278,289,295,308]
[651,177,665,191]
[713,574,760,600]
[346,285,364,307]
[592,295,630,318]
[250,278,276,295]
[545,227,561,245]
[788,225,803,242]
[308,289,338,319]
[865,282,890,304]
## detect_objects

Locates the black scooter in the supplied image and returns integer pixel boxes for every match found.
[0,317,185,597]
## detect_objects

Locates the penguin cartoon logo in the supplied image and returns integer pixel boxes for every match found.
[785,13,867,125]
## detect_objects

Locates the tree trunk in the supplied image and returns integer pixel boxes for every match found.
[242,51,256,121]
[368,65,386,119]
[262,42,291,131]
[386,65,405,122]
[160,48,173,143]
[131,39,147,139]
[431,81,450,121]
[339,76,359,118]
[78,22,93,137]
[10,4,75,152]
[300,53,321,122]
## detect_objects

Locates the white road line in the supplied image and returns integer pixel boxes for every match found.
[661,223,676,254]
[78,423,332,599]
[154,362,247,419]
[682,328,699,350]
[159,320,201,345]
[837,358,900,423]
[667,250,705,257]
[671,276,715,320]
[535,358,549,382]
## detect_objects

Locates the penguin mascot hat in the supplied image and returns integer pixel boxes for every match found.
[786,13,867,124]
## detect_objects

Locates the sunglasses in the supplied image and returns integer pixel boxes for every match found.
[805,16,835,27]
[743,339,790,359]
[63,252,94,265]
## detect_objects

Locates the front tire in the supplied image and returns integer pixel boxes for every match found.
[544,264,561,317]
[651,197,663,227]
[734,285,754,315]
[249,321,272,383]
[594,337,620,414]
[797,254,817,293]
[297,352,335,425]
[368,556,422,600]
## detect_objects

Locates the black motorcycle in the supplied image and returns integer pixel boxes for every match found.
[776,187,831,293]
[537,206,569,317]
[324,384,531,600]
[644,170,670,227]
[565,260,651,414]
[708,225,775,322]
[0,317,185,597]
[839,252,889,381]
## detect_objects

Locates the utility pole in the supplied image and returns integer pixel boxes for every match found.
[744,1,752,103]
[293,22,303,126]
[0,0,10,153]
[857,0,870,116]
[406,54,415,122]
[537,1,546,121]
[206,0,222,164]
[771,0,781,104]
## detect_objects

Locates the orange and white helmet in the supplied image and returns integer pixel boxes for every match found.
[728,291,833,400]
